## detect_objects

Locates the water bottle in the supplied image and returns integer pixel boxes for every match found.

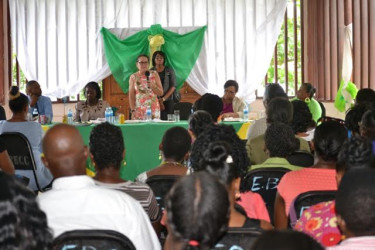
[109,107,114,124]
[105,107,111,122]
[67,109,73,124]
[146,107,152,122]
[154,109,160,120]
[243,105,249,121]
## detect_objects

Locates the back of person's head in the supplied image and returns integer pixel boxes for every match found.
[265,122,299,158]
[251,230,323,250]
[263,83,288,106]
[291,100,314,134]
[152,50,166,66]
[188,110,214,138]
[302,83,316,99]
[165,172,230,250]
[336,136,375,173]
[8,86,29,113]
[198,141,239,187]
[360,109,375,140]
[89,122,124,170]
[84,81,101,99]
[26,80,38,89]
[0,172,52,249]
[190,124,249,190]
[193,93,223,121]
[335,169,375,237]
[313,121,347,162]
[162,126,191,162]
[42,124,88,178]
[345,104,368,136]
[223,80,239,93]
[355,88,375,107]
[266,97,293,124]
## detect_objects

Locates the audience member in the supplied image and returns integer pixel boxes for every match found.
[291,99,315,143]
[355,88,375,108]
[74,81,110,122]
[251,122,301,171]
[294,83,322,122]
[247,83,288,140]
[89,122,161,229]
[246,97,310,165]
[0,86,52,191]
[136,126,191,182]
[0,137,15,174]
[191,125,271,226]
[164,172,230,250]
[275,121,347,229]
[360,109,375,154]
[187,110,214,141]
[251,230,324,250]
[295,136,375,247]
[0,172,53,249]
[26,80,53,121]
[193,93,223,122]
[0,105,5,120]
[37,124,160,249]
[328,169,375,249]
[221,80,247,119]
[345,104,368,137]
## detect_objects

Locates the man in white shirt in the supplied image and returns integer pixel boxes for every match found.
[37,124,160,250]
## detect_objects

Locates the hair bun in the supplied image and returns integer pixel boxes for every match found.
[9,86,21,100]
[202,142,231,166]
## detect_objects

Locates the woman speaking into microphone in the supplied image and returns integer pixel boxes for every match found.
[129,54,163,120]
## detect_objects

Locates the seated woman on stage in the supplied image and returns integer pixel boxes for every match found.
[74,81,109,122]
[151,51,177,120]
[129,54,163,120]
[221,80,246,119]
[136,126,191,183]
[0,86,52,191]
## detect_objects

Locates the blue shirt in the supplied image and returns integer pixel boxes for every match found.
[28,95,53,121]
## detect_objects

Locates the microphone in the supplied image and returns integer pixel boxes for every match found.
[145,71,150,82]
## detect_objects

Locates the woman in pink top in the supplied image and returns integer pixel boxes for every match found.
[274,121,347,229]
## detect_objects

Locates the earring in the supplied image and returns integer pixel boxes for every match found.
[159,151,162,160]
[123,160,127,166]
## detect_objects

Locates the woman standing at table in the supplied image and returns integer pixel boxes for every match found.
[151,51,177,120]
[129,54,163,120]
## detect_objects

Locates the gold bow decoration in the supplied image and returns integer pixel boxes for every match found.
[148,34,165,66]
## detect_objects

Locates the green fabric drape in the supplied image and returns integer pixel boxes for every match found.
[101,24,207,93]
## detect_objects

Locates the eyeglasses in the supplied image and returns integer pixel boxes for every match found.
[224,90,236,95]
[138,61,148,64]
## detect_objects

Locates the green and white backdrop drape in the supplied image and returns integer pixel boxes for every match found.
[9,0,287,103]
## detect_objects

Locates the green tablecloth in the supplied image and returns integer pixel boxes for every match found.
[47,121,250,181]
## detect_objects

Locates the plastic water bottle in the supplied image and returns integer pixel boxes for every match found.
[105,107,111,122]
[146,107,152,121]
[243,105,249,121]
[67,109,73,124]
[109,107,114,124]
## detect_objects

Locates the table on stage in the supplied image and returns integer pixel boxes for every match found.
[44,121,251,181]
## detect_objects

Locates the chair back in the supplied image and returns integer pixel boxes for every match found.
[0,132,41,191]
[242,167,291,224]
[213,227,262,249]
[286,150,314,167]
[289,190,337,227]
[146,175,180,211]
[52,229,136,250]
[318,101,326,120]
[173,102,193,120]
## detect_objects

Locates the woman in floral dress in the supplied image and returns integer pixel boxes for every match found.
[129,54,163,120]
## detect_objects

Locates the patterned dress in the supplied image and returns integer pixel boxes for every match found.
[131,71,160,120]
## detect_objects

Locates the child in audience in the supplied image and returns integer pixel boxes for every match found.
[328,169,375,249]
[164,172,230,250]
[274,121,347,229]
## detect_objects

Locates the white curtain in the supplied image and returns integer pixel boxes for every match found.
[9,0,287,102]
